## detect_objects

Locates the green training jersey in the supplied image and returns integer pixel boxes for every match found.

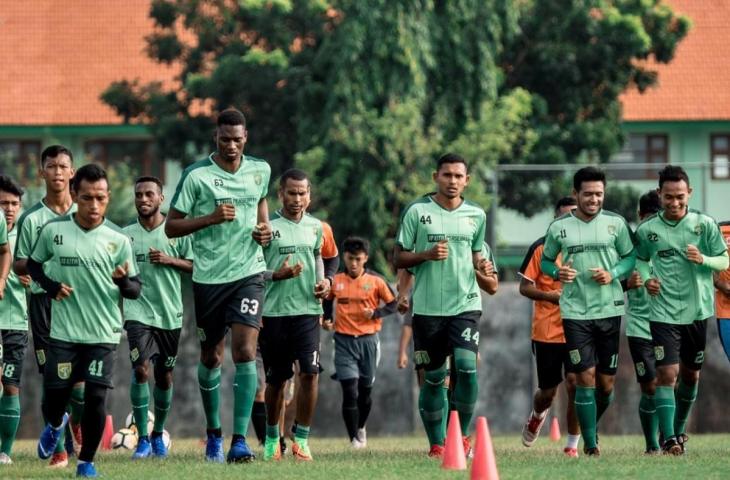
[543,209,635,320]
[263,211,323,317]
[0,226,29,331]
[30,215,138,344]
[635,209,727,325]
[396,194,486,316]
[170,154,270,285]
[14,199,77,294]
[625,261,651,340]
[122,217,193,330]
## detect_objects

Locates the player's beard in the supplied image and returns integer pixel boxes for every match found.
[138,205,160,219]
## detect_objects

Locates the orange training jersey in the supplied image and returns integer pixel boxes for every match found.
[321,221,338,259]
[716,222,730,318]
[331,270,395,336]
[519,237,565,343]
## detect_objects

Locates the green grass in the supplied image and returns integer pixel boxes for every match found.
[3,434,727,479]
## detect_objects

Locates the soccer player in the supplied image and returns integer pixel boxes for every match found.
[635,165,729,455]
[541,167,636,456]
[625,190,662,454]
[519,196,581,457]
[0,175,29,465]
[716,220,730,363]
[165,108,272,463]
[323,236,397,448]
[13,145,81,467]
[123,176,193,459]
[29,164,141,478]
[393,153,492,458]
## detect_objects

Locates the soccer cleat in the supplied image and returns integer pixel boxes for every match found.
[292,439,313,461]
[521,411,547,447]
[563,447,579,458]
[0,452,12,465]
[463,436,473,459]
[48,451,69,468]
[279,436,288,455]
[661,436,683,456]
[151,433,169,458]
[427,444,445,459]
[227,436,255,463]
[677,433,689,453]
[356,427,367,447]
[263,437,282,461]
[71,423,83,456]
[132,436,152,459]
[204,433,225,463]
[76,461,98,478]
[350,437,365,449]
[38,413,69,459]
[584,446,601,457]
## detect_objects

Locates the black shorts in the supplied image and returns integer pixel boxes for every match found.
[193,273,265,349]
[627,336,656,383]
[44,340,116,389]
[650,319,707,370]
[29,293,52,373]
[260,315,320,385]
[563,317,621,375]
[1,330,28,387]
[532,341,569,390]
[412,311,481,371]
[125,321,181,374]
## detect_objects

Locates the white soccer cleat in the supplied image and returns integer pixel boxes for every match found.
[521,411,547,447]
[0,452,12,465]
[356,428,367,447]
[350,438,365,449]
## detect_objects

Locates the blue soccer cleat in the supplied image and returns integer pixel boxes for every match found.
[76,461,98,478]
[132,436,152,459]
[205,433,225,463]
[151,434,168,458]
[38,413,69,460]
[226,436,255,463]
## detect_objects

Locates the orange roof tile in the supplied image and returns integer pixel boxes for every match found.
[621,0,730,122]
[0,1,179,125]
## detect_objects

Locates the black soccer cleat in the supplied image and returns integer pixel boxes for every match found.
[661,436,683,456]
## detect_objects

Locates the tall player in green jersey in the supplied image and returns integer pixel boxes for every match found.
[0,176,29,465]
[260,168,330,462]
[123,176,193,460]
[394,153,492,458]
[635,166,729,455]
[166,108,273,464]
[29,164,141,478]
[13,145,81,467]
[541,167,636,456]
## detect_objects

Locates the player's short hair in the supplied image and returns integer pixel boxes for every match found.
[573,166,606,191]
[436,153,468,172]
[639,190,661,216]
[279,168,309,188]
[554,196,577,213]
[658,165,690,189]
[343,236,369,255]
[72,164,108,192]
[217,108,246,128]
[135,175,163,193]
[0,175,24,198]
[40,145,73,167]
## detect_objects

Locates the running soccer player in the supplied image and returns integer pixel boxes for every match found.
[259,168,330,461]
[13,145,81,467]
[635,165,729,455]
[541,167,636,456]
[625,190,662,455]
[323,236,397,448]
[716,220,730,363]
[0,176,29,465]
[519,196,581,457]
[30,164,141,478]
[166,108,272,463]
[393,153,492,458]
[123,176,193,459]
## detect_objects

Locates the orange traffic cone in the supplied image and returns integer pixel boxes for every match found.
[441,410,467,470]
[100,415,114,450]
[471,417,499,480]
[549,416,561,442]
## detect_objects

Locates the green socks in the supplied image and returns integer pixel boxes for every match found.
[654,386,676,439]
[0,394,20,455]
[674,380,698,436]
[453,348,478,434]
[198,363,222,430]
[294,424,310,443]
[70,384,85,425]
[266,423,279,442]
[153,386,173,433]
[418,365,447,447]
[595,388,614,423]
[575,386,597,449]
[233,361,257,437]
[639,394,659,450]
[131,379,150,437]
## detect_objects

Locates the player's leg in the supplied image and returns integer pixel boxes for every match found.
[355,333,380,447]
[522,341,562,447]
[260,315,290,461]
[563,371,581,456]
[650,321,682,454]
[563,319,599,454]
[717,317,730,363]
[673,319,707,450]
[334,332,360,443]
[448,312,481,438]
[594,317,621,425]
[149,327,181,457]
[251,348,267,445]
[126,321,154,459]
[628,336,659,453]
[290,315,321,461]
[38,340,75,460]
[0,331,27,463]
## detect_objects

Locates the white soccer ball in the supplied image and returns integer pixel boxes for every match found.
[111,428,138,450]
[125,410,155,434]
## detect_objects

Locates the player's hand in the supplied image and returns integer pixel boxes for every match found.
[589,267,613,285]
[427,240,449,261]
[627,271,643,290]
[272,255,303,280]
[209,203,236,225]
[397,295,410,315]
[314,279,330,299]
[558,260,577,283]
[55,283,73,301]
[686,244,703,264]
[148,247,171,265]
[363,307,375,320]
[253,222,272,246]
[397,352,408,369]
[547,290,561,305]
[477,259,495,277]
[322,319,335,331]
[645,278,661,296]
[19,274,32,288]
[112,261,129,279]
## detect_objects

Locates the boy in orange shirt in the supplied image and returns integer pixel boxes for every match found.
[715,221,730,362]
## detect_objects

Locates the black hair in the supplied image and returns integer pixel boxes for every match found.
[135,175,163,193]
[343,236,369,255]
[639,190,661,216]
[554,196,577,212]
[72,164,108,192]
[573,166,606,191]
[0,175,24,198]
[658,165,690,189]
[436,153,468,172]
[40,145,73,167]
[217,108,246,128]
[279,168,309,188]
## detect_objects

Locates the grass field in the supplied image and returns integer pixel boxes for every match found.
[2,434,727,479]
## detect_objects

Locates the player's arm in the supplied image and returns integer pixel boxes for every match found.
[252,198,273,246]
[519,277,559,304]
[12,217,31,275]
[165,205,235,238]
[148,247,193,273]
[476,269,498,295]
[27,229,71,300]
[393,244,446,268]
[313,251,330,299]
[396,268,414,313]
[592,222,637,284]
[0,242,9,298]
[714,272,730,296]
[113,265,143,299]
[398,323,412,369]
